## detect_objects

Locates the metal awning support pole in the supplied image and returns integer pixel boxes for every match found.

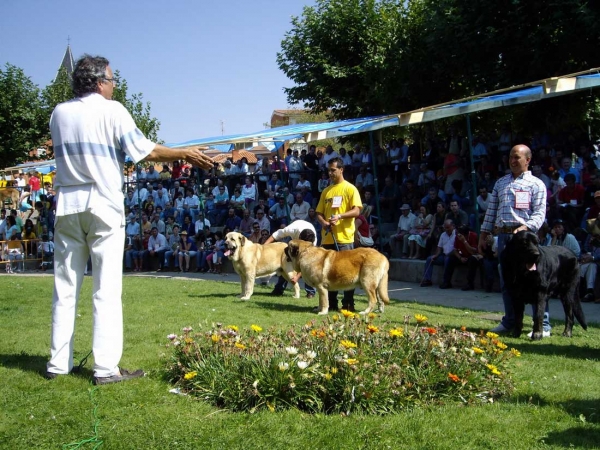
[369,131,383,252]
[465,114,479,233]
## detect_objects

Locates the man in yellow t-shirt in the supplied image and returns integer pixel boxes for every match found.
[316,157,362,312]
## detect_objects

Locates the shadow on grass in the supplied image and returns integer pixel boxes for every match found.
[509,393,600,425]
[509,341,600,361]
[187,293,233,299]
[0,352,94,381]
[544,426,600,447]
[250,301,315,314]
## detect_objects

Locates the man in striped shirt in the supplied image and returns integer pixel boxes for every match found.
[478,145,547,334]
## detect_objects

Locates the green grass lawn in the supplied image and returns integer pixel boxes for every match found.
[1,275,599,449]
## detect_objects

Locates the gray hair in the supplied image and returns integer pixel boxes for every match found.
[72,54,109,97]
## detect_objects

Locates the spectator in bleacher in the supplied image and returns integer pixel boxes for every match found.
[269,197,290,230]
[288,150,303,186]
[5,234,24,273]
[426,201,447,256]
[154,188,168,210]
[417,163,436,193]
[170,179,184,199]
[145,165,160,185]
[322,145,339,168]
[230,188,246,218]
[0,209,7,241]
[558,156,581,183]
[270,154,287,174]
[163,225,181,271]
[443,142,465,195]
[146,227,168,272]
[290,193,310,222]
[556,173,585,230]
[531,164,551,190]
[238,210,254,237]
[178,230,197,273]
[450,179,470,210]
[206,231,226,274]
[445,224,480,291]
[253,198,268,217]
[318,171,330,194]
[476,186,490,224]
[401,179,420,212]
[248,222,262,243]
[355,166,373,191]
[580,233,600,303]
[194,212,211,234]
[295,172,311,192]
[151,212,165,235]
[550,219,581,257]
[22,218,37,256]
[420,219,456,288]
[407,205,433,259]
[307,207,322,245]
[180,215,195,237]
[213,185,229,226]
[241,176,257,209]
[211,179,229,198]
[266,173,284,198]
[225,208,242,231]
[126,215,140,237]
[282,187,295,207]
[255,209,270,232]
[338,147,352,167]
[140,213,151,234]
[354,213,374,248]
[182,188,201,223]
[390,204,416,258]
[445,200,469,229]
[125,190,136,209]
[421,186,444,216]
[129,233,145,272]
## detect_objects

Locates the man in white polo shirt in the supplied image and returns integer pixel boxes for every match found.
[46,54,213,385]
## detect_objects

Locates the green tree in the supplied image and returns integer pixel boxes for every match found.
[277,0,600,135]
[0,64,46,167]
[112,70,162,143]
[41,66,73,120]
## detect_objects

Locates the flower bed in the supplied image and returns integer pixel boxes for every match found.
[164,312,520,414]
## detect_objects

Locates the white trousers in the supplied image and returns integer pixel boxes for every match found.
[47,209,125,377]
[580,262,597,290]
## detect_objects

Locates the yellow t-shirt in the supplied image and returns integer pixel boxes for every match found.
[316,180,362,245]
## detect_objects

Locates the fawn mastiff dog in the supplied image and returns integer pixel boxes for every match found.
[501,230,587,339]
[224,232,300,301]
[285,239,390,315]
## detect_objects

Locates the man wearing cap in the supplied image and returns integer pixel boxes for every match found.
[391,204,416,258]
[478,145,546,334]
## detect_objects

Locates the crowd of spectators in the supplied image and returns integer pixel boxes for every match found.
[4,125,600,304]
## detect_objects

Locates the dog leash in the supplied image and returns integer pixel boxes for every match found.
[325,225,340,251]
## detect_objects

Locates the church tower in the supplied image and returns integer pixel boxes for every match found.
[55,42,75,81]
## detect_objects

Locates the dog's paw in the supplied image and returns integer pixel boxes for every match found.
[316,309,329,315]
[530,331,543,340]
[240,296,251,301]
[292,294,300,299]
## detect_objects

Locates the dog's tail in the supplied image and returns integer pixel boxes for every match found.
[377,265,390,306]
[573,288,588,330]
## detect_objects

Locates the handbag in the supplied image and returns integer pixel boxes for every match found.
[358,234,374,247]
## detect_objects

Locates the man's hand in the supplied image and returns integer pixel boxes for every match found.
[185,147,213,170]
[514,225,529,234]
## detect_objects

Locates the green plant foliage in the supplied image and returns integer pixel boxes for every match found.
[0,64,46,167]
[165,312,518,413]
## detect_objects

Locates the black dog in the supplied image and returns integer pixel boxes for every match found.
[501,231,587,339]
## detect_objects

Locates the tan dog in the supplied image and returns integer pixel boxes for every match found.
[285,239,390,315]
[224,232,300,300]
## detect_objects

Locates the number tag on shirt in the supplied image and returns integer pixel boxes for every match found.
[332,196,343,208]
[515,190,530,209]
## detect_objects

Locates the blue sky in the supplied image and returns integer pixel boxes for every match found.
[0,0,314,144]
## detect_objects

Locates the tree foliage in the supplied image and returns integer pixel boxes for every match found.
[277,0,600,135]
[0,64,46,167]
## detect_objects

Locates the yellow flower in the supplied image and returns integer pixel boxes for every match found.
[496,341,507,350]
[251,324,263,332]
[486,332,499,339]
[234,342,246,350]
[184,371,197,380]
[227,325,239,332]
[341,309,356,319]
[510,348,522,357]
[324,373,333,380]
[367,312,377,320]
[414,314,428,323]
[211,334,219,343]
[184,337,194,344]
[479,338,489,346]
[486,364,501,375]
[472,347,484,354]
[367,325,379,334]
[332,314,340,322]
[346,358,359,365]
[389,328,404,338]
[267,402,275,412]
[340,340,357,349]
[331,367,338,374]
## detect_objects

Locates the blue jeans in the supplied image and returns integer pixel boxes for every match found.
[497,233,551,331]
[423,254,452,284]
[274,276,316,295]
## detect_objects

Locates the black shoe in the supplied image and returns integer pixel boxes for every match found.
[461,285,474,291]
[306,293,315,299]
[420,280,432,287]
[93,368,145,385]
[45,371,66,380]
[439,283,452,289]
[341,304,355,312]
[582,293,595,303]
[270,290,284,296]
